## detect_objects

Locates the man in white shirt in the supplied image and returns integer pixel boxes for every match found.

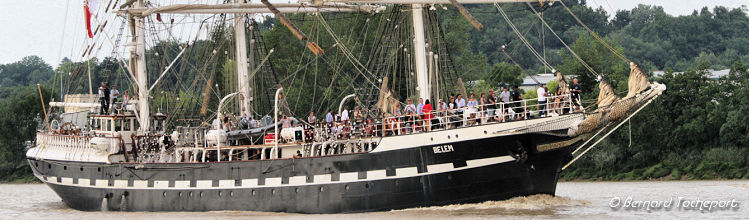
[341,108,350,123]
[499,87,511,103]
[456,94,466,113]
[404,99,417,115]
[110,86,120,113]
[212,116,221,130]
[537,84,547,117]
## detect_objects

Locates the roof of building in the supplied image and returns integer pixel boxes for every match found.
[652,69,729,79]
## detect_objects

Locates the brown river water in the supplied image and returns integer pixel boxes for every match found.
[1,180,747,219]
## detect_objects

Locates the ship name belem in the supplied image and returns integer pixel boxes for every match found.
[433,145,454,154]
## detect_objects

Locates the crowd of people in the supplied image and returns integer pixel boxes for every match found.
[210,79,583,141]
[297,81,583,138]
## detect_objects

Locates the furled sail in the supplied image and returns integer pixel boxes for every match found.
[555,71,569,93]
[375,77,400,116]
[596,80,618,108]
[625,62,650,98]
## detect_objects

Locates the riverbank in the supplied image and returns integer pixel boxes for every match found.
[563,160,749,181]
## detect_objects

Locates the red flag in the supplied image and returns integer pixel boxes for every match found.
[156,13,162,22]
[84,3,93,38]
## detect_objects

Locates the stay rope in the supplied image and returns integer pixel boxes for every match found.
[559,1,632,64]
[494,3,555,73]
[525,2,601,78]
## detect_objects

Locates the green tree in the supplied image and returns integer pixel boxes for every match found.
[484,62,523,88]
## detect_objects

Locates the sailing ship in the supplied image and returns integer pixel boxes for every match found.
[26,0,665,213]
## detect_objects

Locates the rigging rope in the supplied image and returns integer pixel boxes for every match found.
[500,46,541,85]
[559,1,632,64]
[494,3,555,73]
[525,2,600,78]
[316,13,380,89]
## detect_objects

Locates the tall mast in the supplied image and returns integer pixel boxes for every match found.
[412,4,430,101]
[134,0,149,131]
[235,0,251,117]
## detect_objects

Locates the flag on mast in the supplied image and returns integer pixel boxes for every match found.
[83,0,96,38]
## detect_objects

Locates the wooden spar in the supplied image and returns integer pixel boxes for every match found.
[261,0,324,56]
[448,0,483,30]
[200,76,214,116]
[116,3,383,16]
[457,78,468,98]
[37,84,51,131]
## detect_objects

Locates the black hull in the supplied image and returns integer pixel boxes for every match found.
[28,131,575,213]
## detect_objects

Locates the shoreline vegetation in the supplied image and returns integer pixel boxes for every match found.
[2,1,749,182]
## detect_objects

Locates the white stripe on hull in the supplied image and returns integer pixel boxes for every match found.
[38,155,515,190]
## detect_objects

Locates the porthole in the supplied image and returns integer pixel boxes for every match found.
[80,167,84,171]
[178,192,183,197]
[230,191,235,197]
[252,190,256,196]
[199,191,204,197]
[430,137,434,141]
[345,185,350,191]
[189,192,194,197]
[35,162,38,167]
[484,130,487,134]
[97,167,101,172]
[218,191,223,197]
[320,186,324,192]
[365,183,370,189]
[63,166,67,170]
[447,136,450,139]
[48,164,51,169]
[162,192,167,197]
[272,189,276,195]
[295,188,300,193]
[455,134,459,138]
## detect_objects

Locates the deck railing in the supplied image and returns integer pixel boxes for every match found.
[298,94,577,141]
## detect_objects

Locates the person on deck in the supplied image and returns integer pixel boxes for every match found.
[121,91,130,113]
[110,85,119,114]
[570,78,582,109]
[537,84,547,117]
[341,108,350,124]
[467,94,479,124]
[325,109,334,124]
[98,82,108,115]
[456,94,466,113]
[249,116,259,128]
[500,87,511,103]
[390,102,403,135]
[511,86,524,120]
[282,115,292,128]
[104,83,110,114]
[422,99,434,131]
[479,93,487,121]
[404,99,417,115]
[308,112,317,125]
[222,117,231,132]
[212,116,221,130]
[240,113,250,129]
[487,90,497,122]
